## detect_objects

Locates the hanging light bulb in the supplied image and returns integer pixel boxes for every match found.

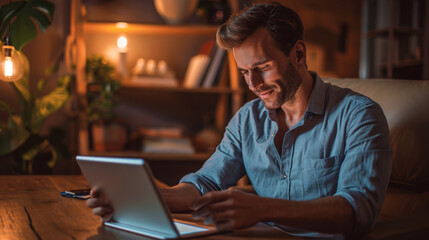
[0,45,25,82]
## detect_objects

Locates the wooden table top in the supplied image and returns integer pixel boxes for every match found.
[0,175,300,240]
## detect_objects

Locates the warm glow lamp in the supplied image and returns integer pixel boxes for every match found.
[0,44,25,82]
[117,35,128,53]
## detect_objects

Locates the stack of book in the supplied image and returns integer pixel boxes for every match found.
[140,128,195,154]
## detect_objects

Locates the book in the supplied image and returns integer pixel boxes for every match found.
[183,54,210,88]
[201,45,227,88]
[142,136,195,154]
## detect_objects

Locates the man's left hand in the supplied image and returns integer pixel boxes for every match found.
[191,190,265,230]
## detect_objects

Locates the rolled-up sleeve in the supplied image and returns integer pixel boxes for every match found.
[334,102,392,235]
[180,109,246,195]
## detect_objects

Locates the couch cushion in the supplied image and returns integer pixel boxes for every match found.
[323,78,429,189]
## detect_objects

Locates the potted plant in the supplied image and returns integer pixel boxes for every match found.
[86,55,126,151]
[0,0,72,174]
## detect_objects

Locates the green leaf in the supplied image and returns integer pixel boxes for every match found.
[6,0,55,50]
[0,100,13,116]
[10,71,33,128]
[0,1,25,40]
[34,0,54,20]
[9,14,37,51]
[0,115,31,156]
[31,74,71,133]
[37,78,46,92]
[30,9,50,33]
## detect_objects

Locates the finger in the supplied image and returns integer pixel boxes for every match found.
[203,215,214,225]
[92,206,112,217]
[214,220,235,231]
[86,197,111,208]
[193,197,234,219]
[101,211,114,222]
[193,191,231,210]
[192,205,211,219]
[90,187,100,198]
[211,209,234,224]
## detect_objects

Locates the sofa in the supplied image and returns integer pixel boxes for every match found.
[323,78,429,239]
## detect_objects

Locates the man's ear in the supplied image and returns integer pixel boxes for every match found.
[294,40,306,65]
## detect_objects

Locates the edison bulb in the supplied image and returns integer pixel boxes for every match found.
[0,45,25,82]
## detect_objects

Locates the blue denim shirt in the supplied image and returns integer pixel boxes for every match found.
[181,73,392,236]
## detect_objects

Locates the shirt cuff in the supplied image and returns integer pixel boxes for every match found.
[180,173,222,195]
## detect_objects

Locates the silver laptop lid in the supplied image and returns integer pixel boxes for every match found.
[76,156,179,238]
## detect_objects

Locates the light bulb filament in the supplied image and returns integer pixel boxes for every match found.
[5,57,13,77]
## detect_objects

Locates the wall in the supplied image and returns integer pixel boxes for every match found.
[256,0,363,78]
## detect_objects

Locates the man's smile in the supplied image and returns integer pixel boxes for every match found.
[258,89,274,99]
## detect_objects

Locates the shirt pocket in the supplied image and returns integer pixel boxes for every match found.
[304,156,338,169]
[301,156,340,198]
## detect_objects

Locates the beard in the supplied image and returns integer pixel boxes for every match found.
[255,62,302,109]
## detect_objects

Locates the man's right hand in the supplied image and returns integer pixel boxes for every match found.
[86,188,114,222]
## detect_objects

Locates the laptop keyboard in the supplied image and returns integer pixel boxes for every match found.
[174,221,209,235]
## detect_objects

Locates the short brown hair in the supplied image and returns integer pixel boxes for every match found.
[216,2,304,56]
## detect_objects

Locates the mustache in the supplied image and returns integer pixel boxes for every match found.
[254,85,274,95]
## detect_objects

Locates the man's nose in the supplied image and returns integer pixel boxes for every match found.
[248,71,263,91]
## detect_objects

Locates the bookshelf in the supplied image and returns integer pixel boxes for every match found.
[71,0,244,165]
[83,22,219,36]
[359,0,429,79]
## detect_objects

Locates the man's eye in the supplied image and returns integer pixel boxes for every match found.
[240,70,249,76]
[259,65,270,71]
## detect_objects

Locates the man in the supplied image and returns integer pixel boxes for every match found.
[87,2,392,238]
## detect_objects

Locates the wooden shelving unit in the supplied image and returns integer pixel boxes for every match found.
[83,22,219,36]
[359,0,429,79]
[72,0,244,166]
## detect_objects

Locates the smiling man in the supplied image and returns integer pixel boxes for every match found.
[87,2,392,238]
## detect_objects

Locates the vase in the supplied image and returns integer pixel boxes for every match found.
[154,0,199,25]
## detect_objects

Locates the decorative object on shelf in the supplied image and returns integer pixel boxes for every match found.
[183,54,210,88]
[0,0,72,174]
[86,55,121,122]
[140,127,195,154]
[86,55,126,151]
[116,33,128,80]
[154,0,199,25]
[196,0,230,25]
[130,58,177,87]
[91,121,127,151]
[193,127,221,152]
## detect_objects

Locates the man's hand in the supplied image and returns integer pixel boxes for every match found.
[86,188,114,222]
[192,190,265,230]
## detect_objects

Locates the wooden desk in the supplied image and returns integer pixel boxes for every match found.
[0,175,300,240]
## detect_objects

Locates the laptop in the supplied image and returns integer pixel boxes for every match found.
[76,155,220,239]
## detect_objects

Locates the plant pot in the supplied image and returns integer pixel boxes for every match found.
[91,121,128,151]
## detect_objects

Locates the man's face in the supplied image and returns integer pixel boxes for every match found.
[233,28,302,109]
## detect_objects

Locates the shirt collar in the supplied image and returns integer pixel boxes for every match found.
[306,71,326,116]
[265,71,326,120]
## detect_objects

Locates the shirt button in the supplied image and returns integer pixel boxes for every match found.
[282,174,287,179]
